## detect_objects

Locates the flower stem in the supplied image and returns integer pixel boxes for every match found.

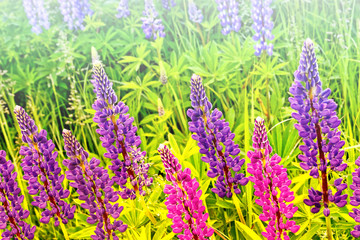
[60,221,70,240]
[232,192,246,225]
[138,193,157,225]
[326,216,333,240]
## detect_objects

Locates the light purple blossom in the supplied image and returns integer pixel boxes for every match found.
[215,0,241,35]
[116,0,130,18]
[141,0,165,40]
[188,2,203,23]
[23,0,50,34]
[58,0,93,30]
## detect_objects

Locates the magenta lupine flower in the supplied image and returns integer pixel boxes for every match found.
[251,0,274,56]
[14,106,75,226]
[158,144,214,240]
[23,0,50,34]
[0,150,36,239]
[349,157,360,238]
[289,39,347,216]
[62,130,127,240]
[90,49,153,200]
[247,117,299,240]
[187,74,248,198]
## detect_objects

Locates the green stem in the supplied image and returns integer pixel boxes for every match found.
[60,221,70,240]
[326,216,333,240]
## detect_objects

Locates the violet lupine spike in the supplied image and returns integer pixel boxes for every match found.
[188,1,203,23]
[0,150,36,240]
[158,144,214,240]
[349,157,360,238]
[215,0,241,35]
[187,74,248,198]
[247,117,300,240]
[251,0,274,56]
[162,0,176,10]
[14,105,75,226]
[23,0,50,34]
[116,0,130,18]
[90,48,153,200]
[62,130,127,240]
[58,0,93,31]
[141,0,166,40]
[289,39,347,216]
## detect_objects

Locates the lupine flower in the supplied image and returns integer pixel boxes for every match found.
[289,39,347,216]
[157,98,165,117]
[23,0,50,34]
[0,150,36,239]
[349,157,360,238]
[215,0,241,35]
[162,0,176,10]
[14,106,75,226]
[188,1,203,23]
[187,74,248,198]
[116,0,130,18]
[158,144,214,240]
[62,130,127,240]
[247,117,299,240]
[58,0,93,30]
[251,0,274,56]
[90,47,153,200]
[141,0,166,40]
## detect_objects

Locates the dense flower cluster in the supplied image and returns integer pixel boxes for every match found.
[23,0,50,34]
[141,0,166,40]
[289,39,347,216]
[159,144,214,240]
[91,48,153,200]
[215,0,241,35]
[14,105,75,226]
[251,0,274,56]
[349,157,360,238]
[187,74,248,198]
[162,0,176,10]
[247,117,299,240]
[58,0,93,30]
[116,0,130,18]
[0,150,36,239]
[62,130,127,240]
[188,2,203,23]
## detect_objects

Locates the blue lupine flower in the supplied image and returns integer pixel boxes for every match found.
[215,0,241,35]
[141,0,165,40]
[162,0,176,10]
[188,2,203,23]
[116,0,130,18]
[23,0,50,34]
[58,0,93,30]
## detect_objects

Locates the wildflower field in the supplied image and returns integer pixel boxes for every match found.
[1,0,360,239]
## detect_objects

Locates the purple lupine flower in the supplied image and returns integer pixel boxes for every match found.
[289,39,347,216]
[251,0,274,56]
[349,157,360,238]
[90,48,153,200]
[247,117,300,240]
[0,150,36,239]
[58,0,93,31]
[23,0,50,34]
[14,106,75,226]
[62,130,127,240]
[141,0,165,40]
[187,74,248,198]
[116,0,130,18]
[215,0,241,35]
[158,144,214,240]
[188,2,203,23]
[162,0,176,10]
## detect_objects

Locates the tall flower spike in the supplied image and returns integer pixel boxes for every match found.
[141,0,166,40]
[91,48,153,200]
[62,130,127,240]
[349,157,360,238]
[58,0,93,30]
[116,0,130,18]
[188,1,203,23]
[14,105,75,226]
[0,150,36,240]
[251,0,274,56]
[247,117,300,240]
[289,39,347,216]
[162,0,176,10]
[187,74,248,198]
[23,0,50,34]
[158,145,214,240]
[215,0,241,35]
